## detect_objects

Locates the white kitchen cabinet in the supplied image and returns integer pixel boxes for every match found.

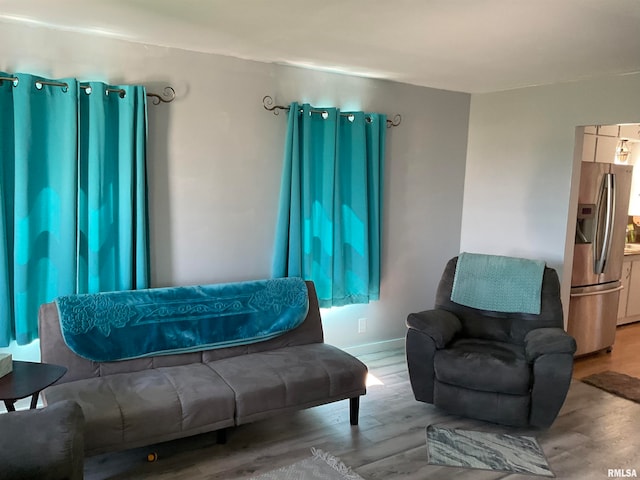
[618,256,640,325]
[617,260,632,323]
[581,124,639,164]
[619,124,640,141]
[582,134,597,162]
[626,259,640,317]
[597,125,619,137]
[595,135,619,164]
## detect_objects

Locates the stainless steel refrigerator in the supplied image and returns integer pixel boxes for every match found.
[568,161,633,356]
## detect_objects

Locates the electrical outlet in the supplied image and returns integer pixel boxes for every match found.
[358,317,367,333]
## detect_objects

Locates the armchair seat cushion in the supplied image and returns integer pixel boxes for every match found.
[434,338,530,395]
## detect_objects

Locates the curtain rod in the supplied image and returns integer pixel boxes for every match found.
[0,76,175,105]
[262,96,401,128]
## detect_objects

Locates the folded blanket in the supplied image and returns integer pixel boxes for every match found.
[56,277,309,362]
[451,252,545,314]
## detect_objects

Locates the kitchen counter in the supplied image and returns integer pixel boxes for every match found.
[624,244,640,256]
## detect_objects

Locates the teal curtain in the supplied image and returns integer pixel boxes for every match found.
[77,82,149,294]
[273,103,386,308]
[0,74,149,346]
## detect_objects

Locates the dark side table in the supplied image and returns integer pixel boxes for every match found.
[0,361,67,412]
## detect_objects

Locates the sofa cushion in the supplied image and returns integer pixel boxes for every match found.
[209,344,368,424]
[434,338,531,395]
[43,363,236,455]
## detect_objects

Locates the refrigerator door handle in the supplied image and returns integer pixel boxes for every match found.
[594,173,616,274]
[570,284,623,298]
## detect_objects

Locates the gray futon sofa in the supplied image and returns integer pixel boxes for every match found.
[39,280,367,456]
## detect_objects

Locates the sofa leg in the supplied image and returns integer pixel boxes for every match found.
[216,428,227,444]
[350,397,360,426]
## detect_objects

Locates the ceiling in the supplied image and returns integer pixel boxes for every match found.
[1,0,639,93]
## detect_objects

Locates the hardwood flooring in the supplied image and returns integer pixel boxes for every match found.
[84,339,640,480]
[573,321,640,379]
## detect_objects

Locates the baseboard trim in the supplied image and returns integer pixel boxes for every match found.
[342,337,404,357]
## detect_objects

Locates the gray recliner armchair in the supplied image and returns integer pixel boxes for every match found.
[406,255,577,428]
[0,400,85,480]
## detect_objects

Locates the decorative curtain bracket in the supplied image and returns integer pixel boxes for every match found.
[263,95,289,115]
[387,114,402,128]
[262,95,401,128]
[147,86,176,105]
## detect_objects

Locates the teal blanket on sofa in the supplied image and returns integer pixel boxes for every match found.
[451,252,545,314]
[55,277,309,362]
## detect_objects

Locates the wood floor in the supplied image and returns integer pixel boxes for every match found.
[573,321,640,379]
[84,329,640,480]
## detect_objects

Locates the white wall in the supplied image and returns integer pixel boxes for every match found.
[462,73,640,316]
[0,22,470,359]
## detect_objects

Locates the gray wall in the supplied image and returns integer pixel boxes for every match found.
[0,22,470,359]
[462,73,640,317]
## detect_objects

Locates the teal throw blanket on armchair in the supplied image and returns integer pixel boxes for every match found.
[451,252,545,314]
[56,277,309,362]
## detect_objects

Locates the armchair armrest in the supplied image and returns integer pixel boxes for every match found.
[524,327,577,362]
[406,309,462,348]
[0,400,84,480]
[526,328,576,427]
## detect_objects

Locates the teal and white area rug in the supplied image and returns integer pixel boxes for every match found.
[248,448,364,480]
[426,425,554,477]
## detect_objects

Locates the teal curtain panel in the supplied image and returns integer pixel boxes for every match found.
[273,103,386,308]
[0,73,149,346]
[77,82,149,294]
